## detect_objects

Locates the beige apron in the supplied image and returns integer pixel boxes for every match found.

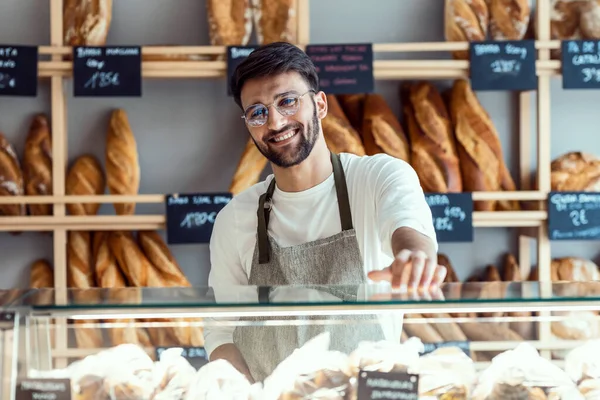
[232,152,385,382]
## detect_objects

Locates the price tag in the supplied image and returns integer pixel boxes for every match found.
[16,379,71,400]
[73,46,142,97]
[420,341,471,357]
[227,45,259,96]
[425,193,473,242]
[469,40,537,91]
[561,40,600,89]
[165,192,232,244]
[357,370,419,400]
[548,191,600,240]
[305,43,374,94]
[0,45,38,96]
[156,346,208,369]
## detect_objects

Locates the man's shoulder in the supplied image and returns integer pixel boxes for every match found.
[216,176,273,223]
[339,152,415,177]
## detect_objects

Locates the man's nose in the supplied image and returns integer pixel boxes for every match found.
[266,106,287,131]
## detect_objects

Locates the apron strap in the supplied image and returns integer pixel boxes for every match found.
[257,178,277,264]
[330,152,354,231]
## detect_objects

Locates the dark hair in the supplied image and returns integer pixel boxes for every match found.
[230,42,319,109]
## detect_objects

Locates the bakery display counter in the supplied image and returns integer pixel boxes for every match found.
[3,282,600,399]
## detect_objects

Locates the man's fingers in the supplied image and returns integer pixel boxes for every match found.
[367,267,392,282]
[409,251,426,287]
[431,265,447,288]
[420,257,438,288]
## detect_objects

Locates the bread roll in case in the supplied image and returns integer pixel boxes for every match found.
[0,132,25,216]
[23,114,52,216]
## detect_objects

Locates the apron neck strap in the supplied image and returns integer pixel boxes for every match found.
[256,152,353,264]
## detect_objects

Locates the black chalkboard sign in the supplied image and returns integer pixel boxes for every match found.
[227,45,259,96]
[73,46,142,97]
[425,193,473,242]
[305,43,374,94]
[165,192,232,244]
[421,341,471,357]
[156,346,208,370]
[561,40,600,89]
[16,379,71,400]
[469,40,537,91]
[548,191,600,240]
[0,45,38,96]
[357,370,419,400]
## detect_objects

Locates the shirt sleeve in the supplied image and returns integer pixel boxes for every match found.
[368,154,438,258]
[204,202,249,358]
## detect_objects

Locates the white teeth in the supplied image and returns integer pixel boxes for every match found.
[273,130,296,142]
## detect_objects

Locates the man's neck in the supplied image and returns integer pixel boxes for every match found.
[271,140,333,193]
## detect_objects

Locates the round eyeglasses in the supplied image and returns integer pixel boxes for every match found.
[242,90,315,127]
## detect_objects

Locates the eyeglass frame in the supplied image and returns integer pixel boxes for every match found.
[241,89,316,127]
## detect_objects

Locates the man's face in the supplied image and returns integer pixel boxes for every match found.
[240,71,324,168]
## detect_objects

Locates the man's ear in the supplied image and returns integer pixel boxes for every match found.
[314,91,328,120]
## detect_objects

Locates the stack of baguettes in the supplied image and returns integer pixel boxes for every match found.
[444,0,532,59]
[401,252,535,362]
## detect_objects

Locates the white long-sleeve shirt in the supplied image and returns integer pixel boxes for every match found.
[205,153,438,357]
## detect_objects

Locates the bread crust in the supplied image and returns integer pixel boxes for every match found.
[251,0,296,44]
[322,94,366,156]
[229,138,268,196]
[361,93,409,162]
[64,0,112,46]
[445,0,489,59]
[207,0,253,46]
[489,0,531,40]
[23,114,52,216]
[66,155,105,216]
[0,132,24,216]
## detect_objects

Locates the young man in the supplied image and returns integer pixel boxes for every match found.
[205,42,446,382]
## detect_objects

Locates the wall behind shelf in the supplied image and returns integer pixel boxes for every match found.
[1,0,599,288]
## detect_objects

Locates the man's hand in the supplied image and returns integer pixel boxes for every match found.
[368,249,447,290]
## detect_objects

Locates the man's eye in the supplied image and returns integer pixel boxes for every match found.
[279,97,297,107]
[250,108,266,118]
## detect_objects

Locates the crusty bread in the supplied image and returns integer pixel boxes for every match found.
[580,1,600,39]
[0,132,25,217]
[551,257,600,281]
[551,151,600,191]
[106,109,140,215]
[206,0,253,46]
[108,231,162,287]
[66,155,105,215]
[361,93,409,162]
[489,0,531,40]
[138,231,190,287]
[444,0,489,59]
[251,0,296,44]
[30,259,53,288]
[23,114,52,216]
[229,138,268,196]
[64,0,112,46]
[449,79,519,211]
[336,94,366,134]
[403,314,444,343]
[322,95,366,156]
[404,82,461,193]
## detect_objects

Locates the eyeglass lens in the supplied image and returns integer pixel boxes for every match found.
[245,95,301,127]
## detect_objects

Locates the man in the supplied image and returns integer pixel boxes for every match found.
[205,42,446,383]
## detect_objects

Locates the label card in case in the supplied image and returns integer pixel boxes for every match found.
[548,191,600,240]
[357,370,419,400]
[16,379,71,400]
[469,40,537,91]
[305,43,374,94]
[561,40,600,89]
[165,192,232,244]
[0,45,38,96]
[425,193,473,242]
[73,46,142,97]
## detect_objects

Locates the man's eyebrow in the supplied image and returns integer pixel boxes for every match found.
[246,90,300,108]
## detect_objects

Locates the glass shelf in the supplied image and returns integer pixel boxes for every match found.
[4,282,600,318]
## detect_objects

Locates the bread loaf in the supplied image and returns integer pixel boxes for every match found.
[336,94,366,134]
[229,138,268,196]
[251,0,296,44]
[66,155,105,215]
[404,82,461,192]
[23,114,52,216]
[106,109,140,215]
[206,0,253,46]
[551,257,600,281]
[489,0,531,40]
[551,151,600,191]
[449,79,518,211]
[0,133,25,216]
[403,314,444,343]
[444,0,489,59]
[361,93,409,162]
[138,231,190,287]
[322,95,366,156]
[108,231,162,287]
[30,259,53,288]
[580,0,600,39]
[64,0,112,46]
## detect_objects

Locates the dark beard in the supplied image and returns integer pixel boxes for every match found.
[252,105,319,168]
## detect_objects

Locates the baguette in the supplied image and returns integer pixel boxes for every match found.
[404,82,461,192]
[138,231,190,287]
[336,94,366,134]
[106,109,140,215]
[403,314,444,343]
[0,132,25,216]
[30,259,53,288]
[361,93,409,162]
[489,0,531,41]
[206,0,253,46]
[449,79,519,211]
[229,138,268,196]
[66,155,105,216]
[64,0,112,46]
[322,94,366,156]
[251,0,296,44]
[23,114,52,216]
[444,0,489,59]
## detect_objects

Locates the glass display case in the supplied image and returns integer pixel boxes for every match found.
[4,282,600,399]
